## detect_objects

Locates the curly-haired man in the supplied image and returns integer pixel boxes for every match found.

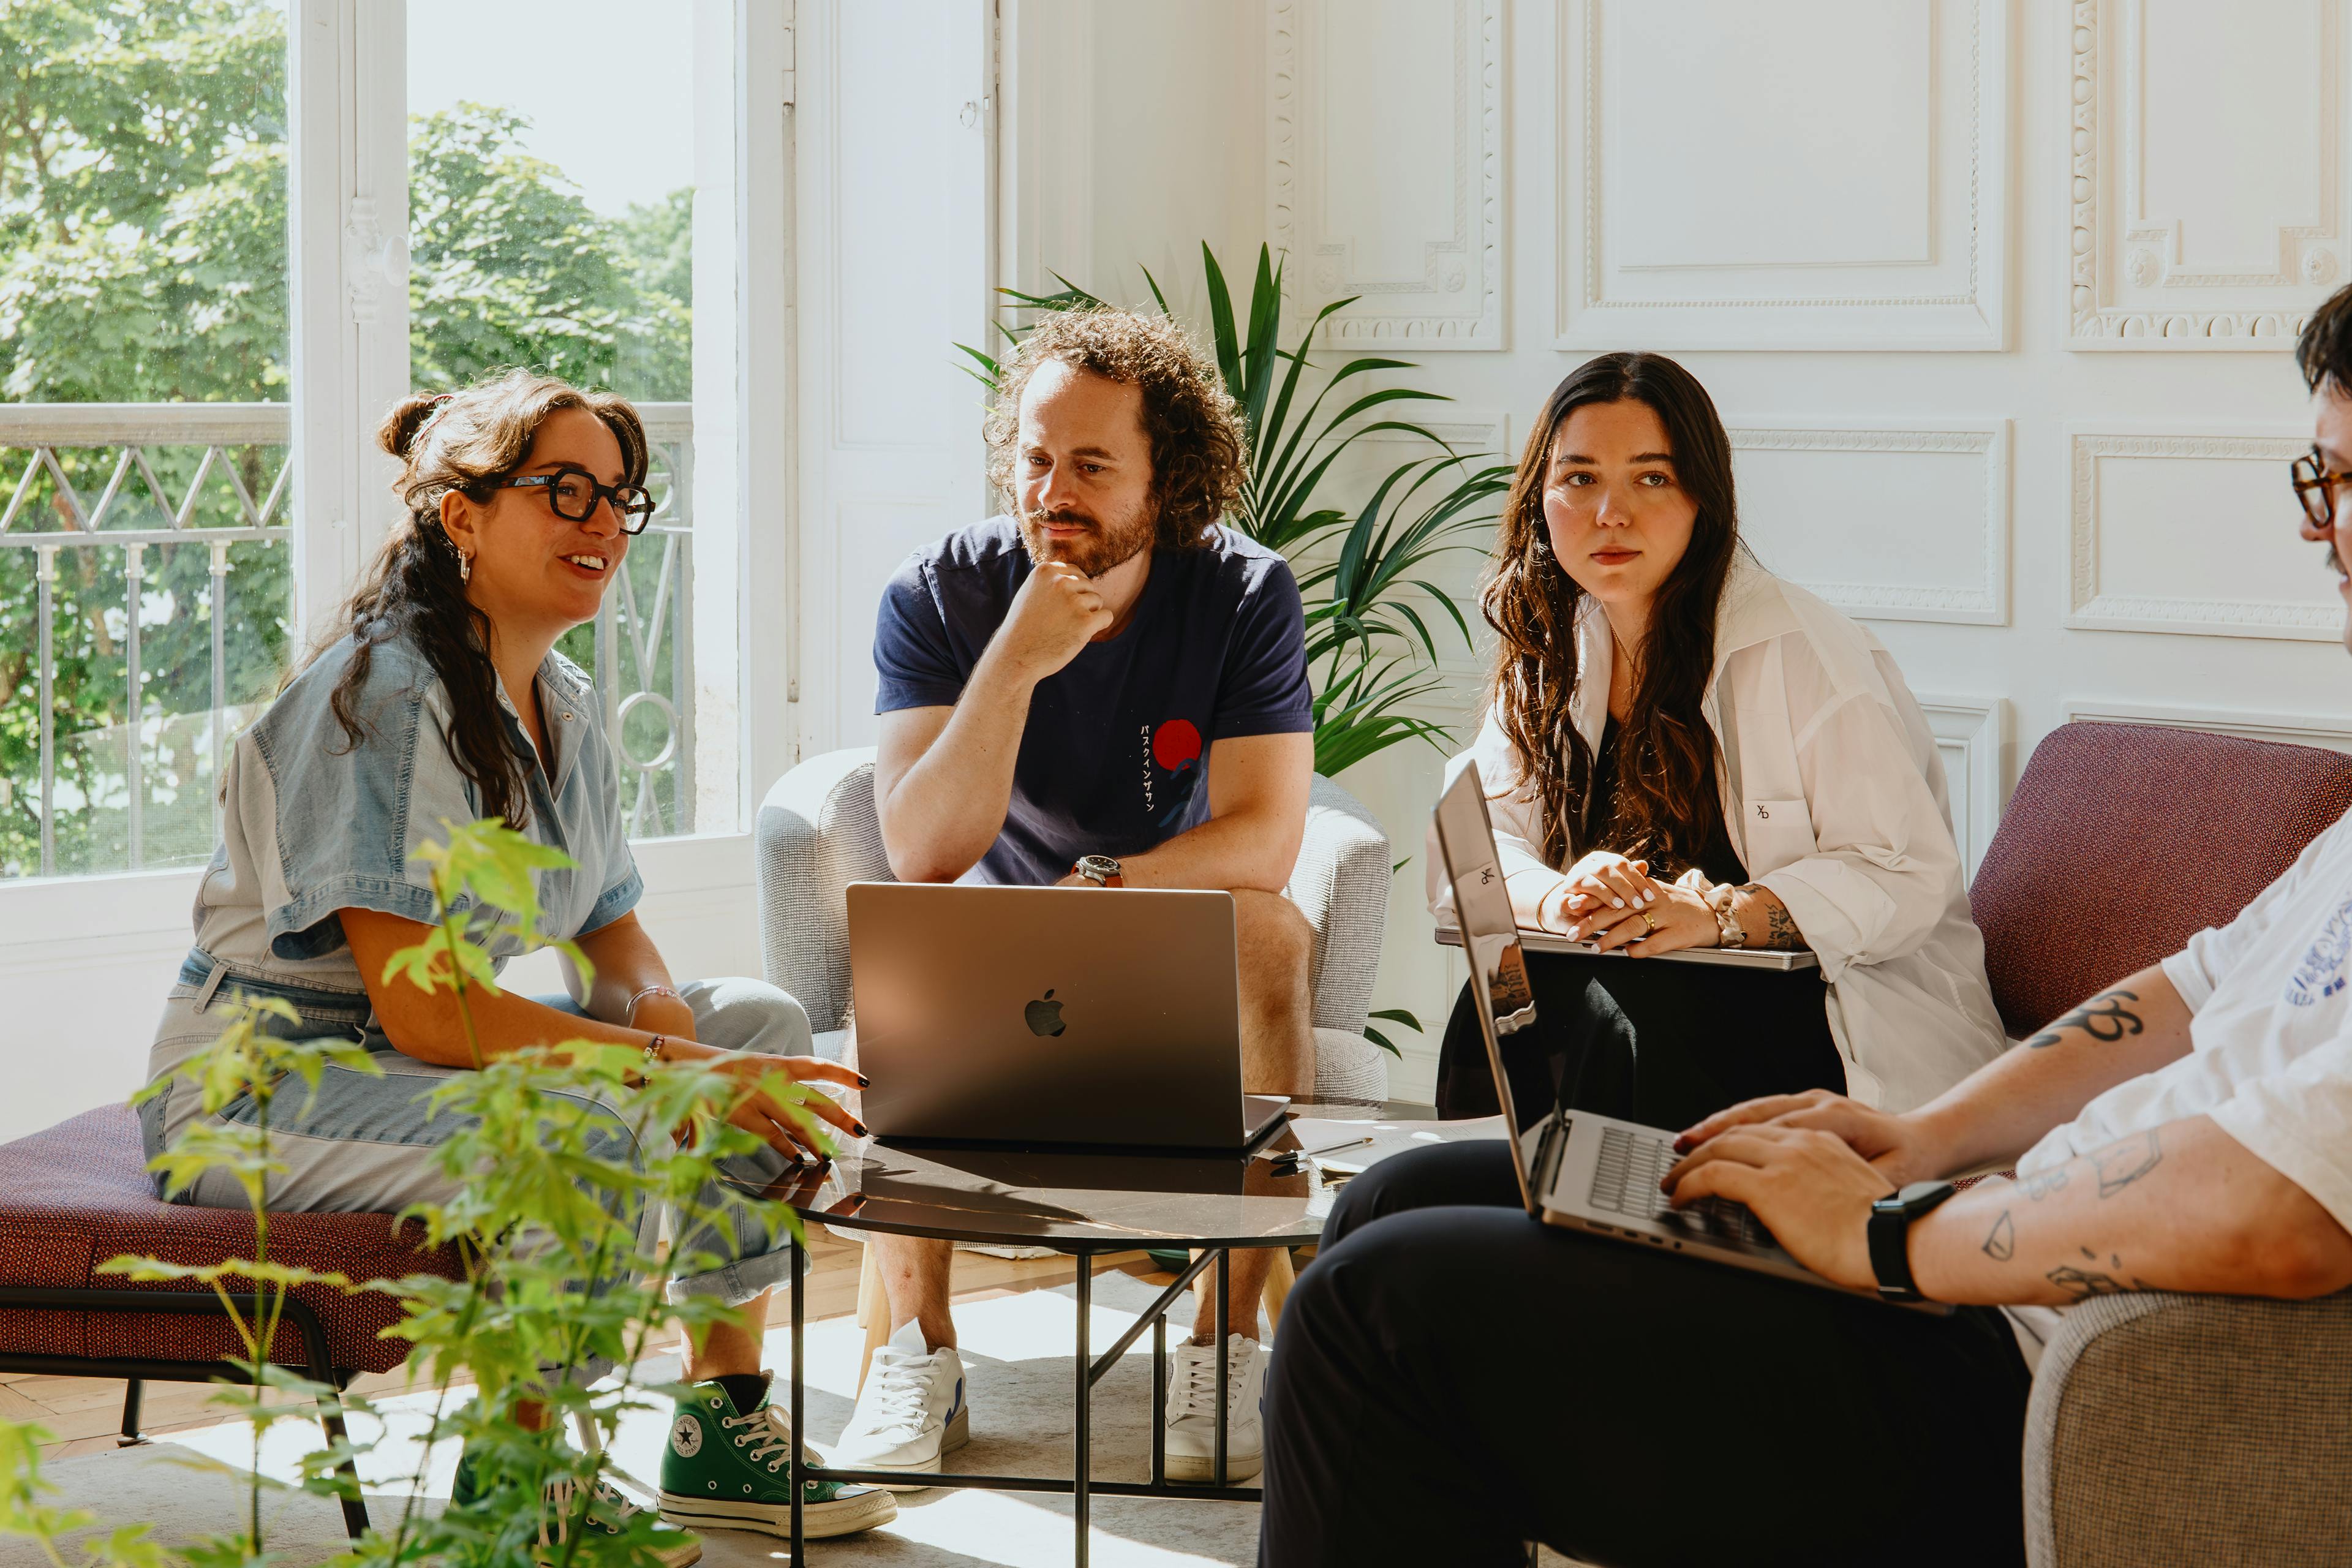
[836,307,1316,1485]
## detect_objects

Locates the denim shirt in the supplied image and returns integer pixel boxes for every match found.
[179,631,643,1000]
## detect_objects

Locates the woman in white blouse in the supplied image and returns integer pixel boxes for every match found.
[1428,352,2004,1125]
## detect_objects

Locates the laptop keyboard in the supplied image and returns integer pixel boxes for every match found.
[1588,1125,1777,1250]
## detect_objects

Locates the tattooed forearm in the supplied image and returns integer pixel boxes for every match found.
[2091,1129,2162,1197]
[2046,1264,2129,1300]
[2046,1245,2155,1301]
[2021,1166,2070,1200]
[1736,885,1809,951]
[1981,1208,2015,1261]
[2025,987,2144,1049]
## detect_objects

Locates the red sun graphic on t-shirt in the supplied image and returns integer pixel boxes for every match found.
[1152,718,1203,772]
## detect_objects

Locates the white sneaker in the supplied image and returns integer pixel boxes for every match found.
[831,1319,969,1489]
[1163,1333,1264,1483]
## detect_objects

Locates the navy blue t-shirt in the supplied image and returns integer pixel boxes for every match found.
[873,516,1314,885]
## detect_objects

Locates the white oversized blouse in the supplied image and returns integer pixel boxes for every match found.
[1427,556,2007,1112]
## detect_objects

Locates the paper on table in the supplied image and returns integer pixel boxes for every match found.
[1285,1115,1509,1178]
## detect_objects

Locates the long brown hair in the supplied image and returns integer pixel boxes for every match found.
[1482,352,1741,872]
[303,369,648,829]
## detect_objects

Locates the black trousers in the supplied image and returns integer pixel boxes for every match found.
[1437,950,1847,1133]
[1256,1142,2033,1568]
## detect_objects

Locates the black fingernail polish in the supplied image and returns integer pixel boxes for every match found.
[856,1074,872,1088]
[853,1122,869,1138]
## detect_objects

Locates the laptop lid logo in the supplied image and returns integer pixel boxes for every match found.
[1024,989,1068,1038]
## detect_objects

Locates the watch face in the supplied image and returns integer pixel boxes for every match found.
[1889,1178,1959,1215]
[1077,855,1119,878]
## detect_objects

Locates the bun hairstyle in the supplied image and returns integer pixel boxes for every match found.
[302,369,649,830]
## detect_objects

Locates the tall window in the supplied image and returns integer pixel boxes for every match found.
[407,2,705,835]
[0,1,293,879]
[1,0,730,881]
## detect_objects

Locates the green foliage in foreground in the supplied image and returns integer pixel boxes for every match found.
[1,817,830,1564]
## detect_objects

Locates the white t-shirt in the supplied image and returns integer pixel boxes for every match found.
[2002,802,2352,1368]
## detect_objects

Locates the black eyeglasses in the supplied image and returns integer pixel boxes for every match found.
[499,467,657,533]
[2291,448,2352,530]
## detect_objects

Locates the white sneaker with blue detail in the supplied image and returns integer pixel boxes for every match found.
[1164,1333,1264,1483]
[831,1318,969,1488]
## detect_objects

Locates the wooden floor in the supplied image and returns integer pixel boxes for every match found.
[8,1226,1190,1463]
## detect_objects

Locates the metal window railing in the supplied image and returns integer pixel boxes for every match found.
[597,407,698,840]
[0,401,696,881]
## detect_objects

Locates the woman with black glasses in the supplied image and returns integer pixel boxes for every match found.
[138,370,895,1556]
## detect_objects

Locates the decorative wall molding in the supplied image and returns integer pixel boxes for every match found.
[2061,700,2352,753]
[2065,427,2333,639]
[1268,0,1504,350]
[2065,0,2345,349]
[1726,421,2011,627]
[1918,697,2008,876]
[1556,0,2009,350]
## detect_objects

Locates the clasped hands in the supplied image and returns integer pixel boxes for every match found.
[1534,851,1717,956]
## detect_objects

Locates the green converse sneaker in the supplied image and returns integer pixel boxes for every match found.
[658,1373,898,1539]
[451,1444,703,1567]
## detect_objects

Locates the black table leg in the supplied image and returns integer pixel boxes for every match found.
[1074,1250,1091,1567]
[1150,1307,1166,1487]
[1213,1247,1229,1489]
[791,1232,805,1559]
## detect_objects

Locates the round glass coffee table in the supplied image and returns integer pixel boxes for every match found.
[760,1098,1436,1563]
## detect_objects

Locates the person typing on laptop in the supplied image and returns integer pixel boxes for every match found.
[1429,352,2005,1132]
[837,306,1316,1486]
[1255,296,2352,1567]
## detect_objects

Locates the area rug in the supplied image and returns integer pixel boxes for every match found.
[23,1273,1267,1567]
[23,1272,1585,1567]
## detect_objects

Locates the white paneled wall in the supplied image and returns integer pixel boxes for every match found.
[2069,0,2345,345]
[1003,0,2352,1101]
[793,0,996,757]
[1558,0,2009,349]
[1268,0,1506,349]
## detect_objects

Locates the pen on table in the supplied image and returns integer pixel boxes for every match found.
[1296,1135,1376,1158]
[1267,1134,1377,1165]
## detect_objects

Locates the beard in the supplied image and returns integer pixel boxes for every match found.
[1017,500,1156,578]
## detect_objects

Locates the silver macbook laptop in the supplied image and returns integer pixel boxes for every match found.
[1431,762,1916,1305]
[846,882,1287,1151]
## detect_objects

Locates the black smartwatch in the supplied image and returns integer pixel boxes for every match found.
[1868,1180,1958,1303]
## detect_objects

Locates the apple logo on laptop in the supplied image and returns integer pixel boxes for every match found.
[1024,989,1068,1038]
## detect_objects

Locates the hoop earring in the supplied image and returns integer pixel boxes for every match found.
[458,551,472,584]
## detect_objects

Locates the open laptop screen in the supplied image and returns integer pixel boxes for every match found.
[1433,763,1539,1037]
[1430,761,1544,1212]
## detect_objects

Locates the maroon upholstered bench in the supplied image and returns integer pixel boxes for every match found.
[0,1103,464,1537]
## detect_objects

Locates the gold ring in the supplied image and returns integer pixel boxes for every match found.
[1637,907,1657,934]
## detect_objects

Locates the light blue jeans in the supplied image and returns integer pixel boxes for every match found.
[140,951,818,1375]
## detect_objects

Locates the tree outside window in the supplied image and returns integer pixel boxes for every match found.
[1,0,694,880]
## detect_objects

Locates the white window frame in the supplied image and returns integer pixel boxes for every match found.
[0,0,794,962]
